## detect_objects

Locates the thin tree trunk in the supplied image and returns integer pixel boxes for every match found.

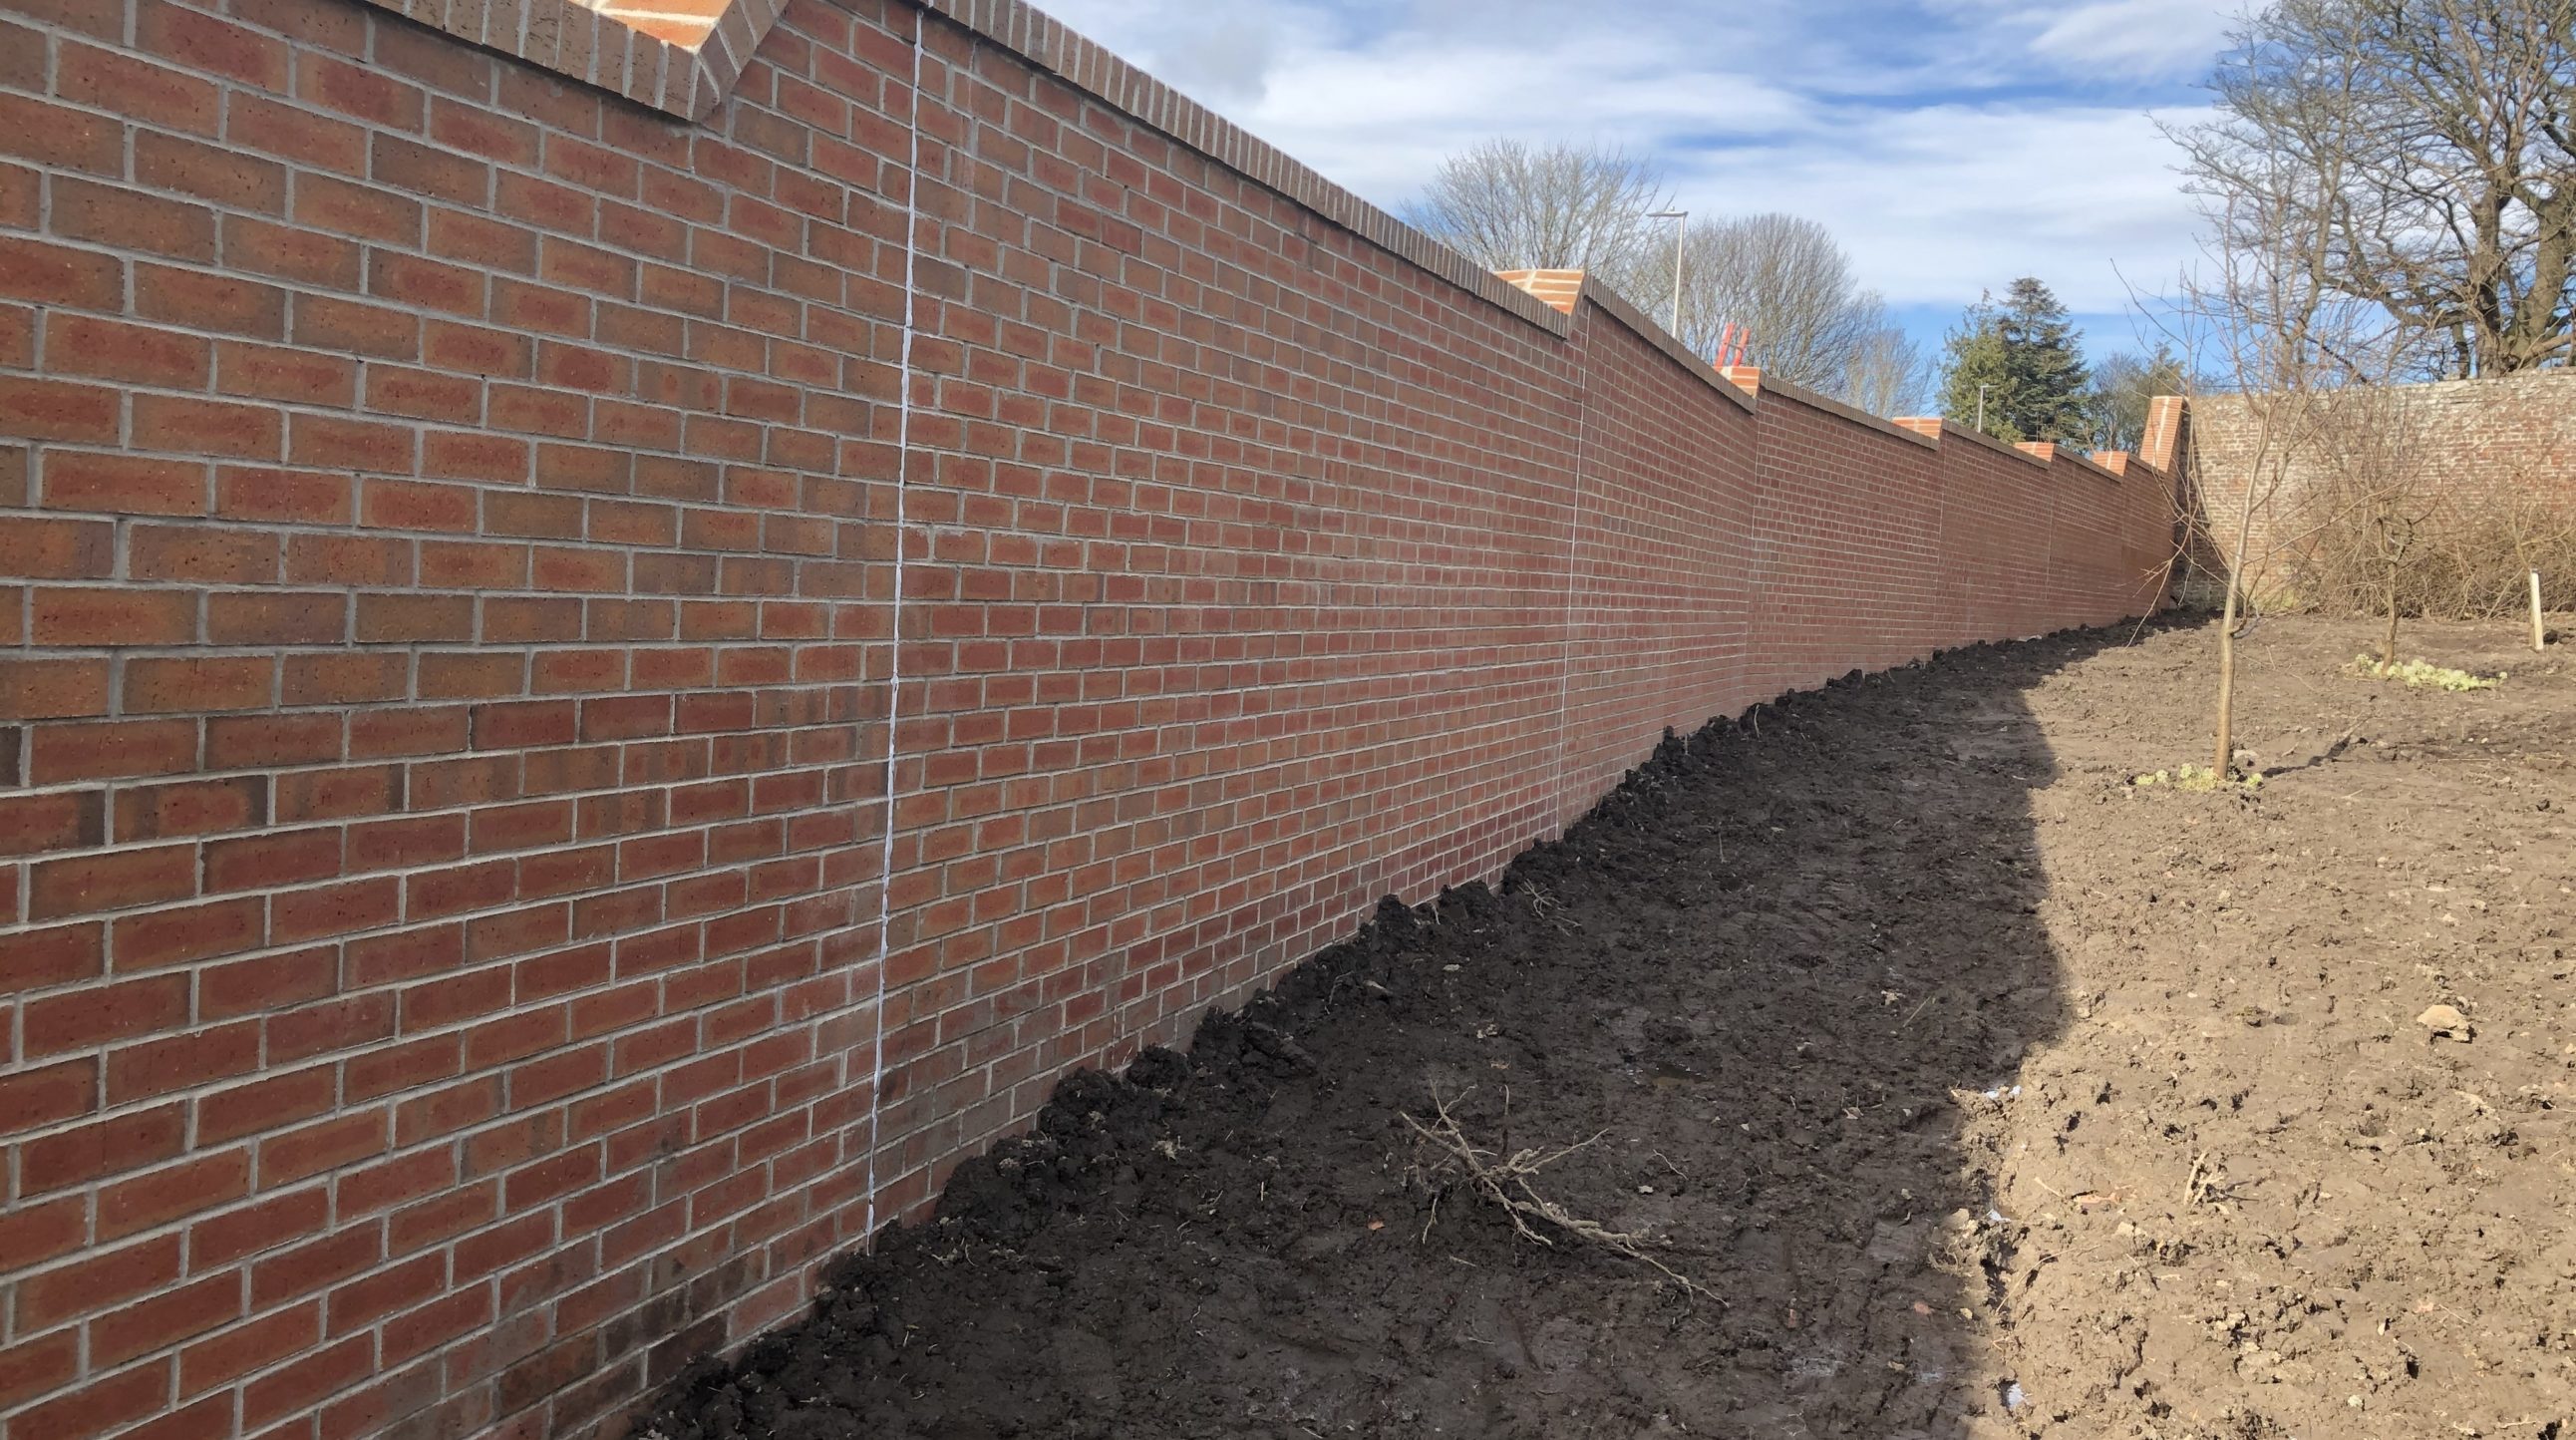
[2213,458,2268,779]
[2215,579,2241,777]
[2382,557,2401,675]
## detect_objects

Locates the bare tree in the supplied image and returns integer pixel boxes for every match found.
[1620,214,1891,389]
[2173,0,2576,379]
[1840,325,1936,417]
[2086,349,2188,453]
[2159,181,2384,777]
[1405,140,1675,277]
[2292,383,2433,670]
[1409,147,1905,401]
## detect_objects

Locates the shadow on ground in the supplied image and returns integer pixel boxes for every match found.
[643,624,2160,1440]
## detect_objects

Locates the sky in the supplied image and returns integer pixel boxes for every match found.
[1035,0,2244,366]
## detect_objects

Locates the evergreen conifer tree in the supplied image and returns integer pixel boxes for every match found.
[1939,278,2093,445]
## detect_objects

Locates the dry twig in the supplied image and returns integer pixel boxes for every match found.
[1403,1088,1709,1297]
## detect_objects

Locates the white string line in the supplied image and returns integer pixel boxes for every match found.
[860,7,928,1249]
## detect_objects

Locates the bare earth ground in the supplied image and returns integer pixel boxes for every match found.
[644,615,2573,1440]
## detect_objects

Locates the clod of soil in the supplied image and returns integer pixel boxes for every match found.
[642,615,2574,1440]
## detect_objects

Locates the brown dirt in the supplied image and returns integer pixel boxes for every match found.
[640,615,2574,1440]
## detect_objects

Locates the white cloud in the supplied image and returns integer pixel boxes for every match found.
[1663,104,2215,313]
[1045,0,1306,102]
[2030,0,2241,74]
[1033,0,2219,322]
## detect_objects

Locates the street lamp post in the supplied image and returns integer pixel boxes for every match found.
[1977,383,1992,434]
[1647,209,1688,339]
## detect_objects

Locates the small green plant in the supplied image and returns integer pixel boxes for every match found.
[2343,654,2502,691]
[2130,764,2262,794]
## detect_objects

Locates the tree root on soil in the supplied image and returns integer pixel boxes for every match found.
[1403,1088,1710,1299]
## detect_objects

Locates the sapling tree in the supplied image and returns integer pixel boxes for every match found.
[2158,180,2417,778]
[2296,382,2432,672]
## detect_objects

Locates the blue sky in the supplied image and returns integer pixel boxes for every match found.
[1036,0,2242,366]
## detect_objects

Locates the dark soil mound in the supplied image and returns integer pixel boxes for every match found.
[642,626,2116,1439]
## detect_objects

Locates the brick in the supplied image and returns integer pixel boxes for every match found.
[0,1195,89,1274]
[241,1335,373,1430]
[137,129,289,211]
[282,652,411,707]
[0,377,120,444]
[111,899,266,974]
[293,171,423,245]
[0,657,111,720]
[218,464,355,524]
[130,523,280,585]
[348,708,468,760]
[134,393,287,461]
[0,921,102,993]
[204,826,344,892]
[58,40,219,133]
[326,1252,444,1335]
[126,654,276,713]
[230,0,365,52]
[29,843,196,919]
[8,1357,172,1440]
[135,263,290,339]
[42,452,208,517]
[0,516,116,578]
[292,294,422,359]
[115,776,268,841]
[189,1188,328,1271]
[91,1271,244,1367]
[0,1332,80,1412]
[291,413,418,471]
[229,98,365,181]
[199,942,340,1015]
[223,214,367,290]
[141,0,292,89]
[17,1105,187,1197]
[260,1108,389,1187]
[46,313,213,388]
[31,586,197,646]
[0,790,106,856]
[202,713,346,773]
[298,51,427,131]
[51,177,216,268]
[115,1392,236,1440]
[375,132,491,208]
[369,249,487,317]
[0,1058,96,1138]
[179,1299,320,1395]
[208,590,350,645]
[356,592,474,642]
[375,17,499,96]
[364,364,483,423]
[197,1065,335,1148]
[30,719,198,784]
[0,92,124,175]
[100,1148,252,1241]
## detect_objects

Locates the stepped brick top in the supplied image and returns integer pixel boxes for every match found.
[359,0,789,115]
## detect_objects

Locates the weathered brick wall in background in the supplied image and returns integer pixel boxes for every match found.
[2179,372,2576,602]
[0,1,2175,1437]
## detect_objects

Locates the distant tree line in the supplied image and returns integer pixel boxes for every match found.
[1405,140,1937,417]
[1403,140,2182,441]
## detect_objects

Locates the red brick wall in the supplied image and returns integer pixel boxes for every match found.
[1740,378,1948,693]
[1556,294,1759,826]
[0,1,2172,1437]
